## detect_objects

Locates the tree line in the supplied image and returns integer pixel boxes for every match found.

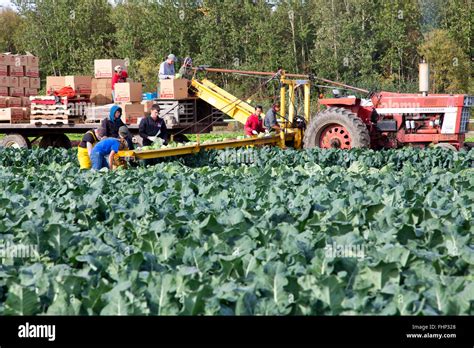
[1,0,472,99]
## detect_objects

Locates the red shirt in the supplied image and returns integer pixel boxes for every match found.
[111,71,128,90]
[244,114,265,136]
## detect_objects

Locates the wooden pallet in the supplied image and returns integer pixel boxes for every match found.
[30,114,69,120]
[31,104,69,110]
[31,109,71,116]
[30,119,72,125]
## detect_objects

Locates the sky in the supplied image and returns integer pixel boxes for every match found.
[0,0,14,9]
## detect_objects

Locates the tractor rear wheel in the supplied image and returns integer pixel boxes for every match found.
[303,107,370,149]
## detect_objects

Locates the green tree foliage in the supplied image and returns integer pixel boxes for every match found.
[2,0,470,95]
[12,0,115,76]
[418,29,470,93]
[0,8,23,53]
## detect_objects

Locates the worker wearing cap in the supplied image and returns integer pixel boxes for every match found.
[100,105,134,149]
[159,54,177,80]
[177,57,193,80]
[90,126,129,170]
[264,102,281,132]
[77,127,106,169]
[111,65,128,102]
[244,105,265,136]
[139,104,169,146]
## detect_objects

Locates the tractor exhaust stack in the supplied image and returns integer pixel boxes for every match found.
[419,60,429,96]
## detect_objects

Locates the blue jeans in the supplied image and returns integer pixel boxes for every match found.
[91,151,109,170]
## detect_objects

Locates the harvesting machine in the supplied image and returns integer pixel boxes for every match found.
[117,62,473,162]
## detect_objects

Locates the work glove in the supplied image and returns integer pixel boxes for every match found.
[252,130,258,135]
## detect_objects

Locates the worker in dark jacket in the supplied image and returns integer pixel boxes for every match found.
[139,104,169,146]
[101,105,134,149]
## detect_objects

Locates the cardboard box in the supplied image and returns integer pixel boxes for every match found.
[159,79,188,99]
[9,76,19,88]
[0,66,7,76]
[119,102,145,125]
[12,55,27,66]
[25,54,39,67]
[91,78,112,105]
[29,77,40,89]
[0,107,24,121]
[0,87,8,96]
[9,66,24,77]
[22,107,30,119]
[21,96,31,107]
[25,66,39,78]
[114,82,142,103]
[141,100,154,114]
[24,88,38,97]
[0,76,9,87]
[65,76,92,94]
[90,94,112,106]
[9,87,24,97]
[0,54,10,66]
[46,76,65,93]
[19,77,30,89]
[92,78,112,88]
[6,97,21,107]
[94,59,126,79]
[0,97,7,108]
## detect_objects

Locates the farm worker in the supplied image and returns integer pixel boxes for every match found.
[139,104,169,146]
[264,102,281,132]
[244,105,265,136]
[90,127,129,170]
[159,54,177,80]
[100,105,134,150]
[77,127,106,169]
[111,65,128,102]
[177,57,193,79]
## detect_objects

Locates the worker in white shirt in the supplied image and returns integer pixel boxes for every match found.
[159,54,177,80]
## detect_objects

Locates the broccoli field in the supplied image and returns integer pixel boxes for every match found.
[0,147,473,315]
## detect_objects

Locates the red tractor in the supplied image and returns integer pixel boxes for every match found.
[304,63,473,150]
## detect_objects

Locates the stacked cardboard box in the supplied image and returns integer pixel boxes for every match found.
[90,59,128,106]
[159,79,188,99]
[90,78,113,106]
[114,82,144,125]
[46,76,92,96]
[0,53,39,123]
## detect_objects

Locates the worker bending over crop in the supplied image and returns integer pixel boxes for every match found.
[264,102,281,132]
[139,104,169,146]
[111,65,128,102]
[101,105,134,149]
[177,57,193,79]
[159,54,177,80]
[244,105,265,136]
[90,126,129,170]
[77,127,106,169]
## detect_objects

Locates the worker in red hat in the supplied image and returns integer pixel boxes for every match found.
[244,105,265,136]
[111,65,128,102]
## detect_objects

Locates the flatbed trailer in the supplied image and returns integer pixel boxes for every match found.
[0,96,228,148]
